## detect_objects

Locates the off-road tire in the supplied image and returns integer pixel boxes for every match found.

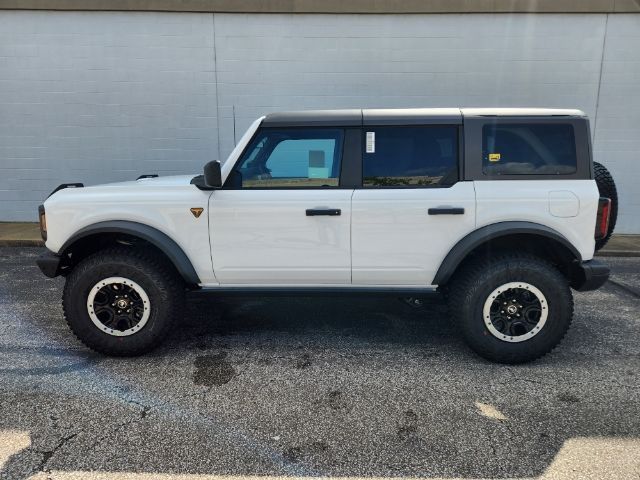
[63,247,184,356]
[594,161,618,251]
[447,254,573,364]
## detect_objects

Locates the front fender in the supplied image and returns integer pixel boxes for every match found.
[59,220,201,285]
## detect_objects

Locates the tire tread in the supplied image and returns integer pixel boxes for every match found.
[62,247,184,356]
[594,161,618,251]
[447,252,573,364]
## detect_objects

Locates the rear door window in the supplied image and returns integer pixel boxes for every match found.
[482,124,577,175]
[362,126,459,187]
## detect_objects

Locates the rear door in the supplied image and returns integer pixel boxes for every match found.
[209,127,355,285]
[351,122,476,285]
[463,114,598,259]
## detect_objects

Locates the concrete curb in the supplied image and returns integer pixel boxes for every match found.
[596,251,640,258]
[0,240,44,247]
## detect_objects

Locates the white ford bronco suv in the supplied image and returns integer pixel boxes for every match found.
[36,108,615,363]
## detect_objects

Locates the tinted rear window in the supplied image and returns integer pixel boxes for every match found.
[363,126,458,187]
[482,124,577,175]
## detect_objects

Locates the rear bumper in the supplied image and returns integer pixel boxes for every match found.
[36,251,62,278]
[570,259,610,292]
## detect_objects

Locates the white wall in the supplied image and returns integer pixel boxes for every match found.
[0,11,638,232]
[0,11,218,221]
[592,14,640,235]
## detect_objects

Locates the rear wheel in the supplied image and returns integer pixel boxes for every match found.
[448,254,573,364]
[63,247,184,356]
[594,161,618,251]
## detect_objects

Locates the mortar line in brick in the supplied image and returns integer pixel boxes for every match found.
[212,12,222,161]
[593,12,609,146]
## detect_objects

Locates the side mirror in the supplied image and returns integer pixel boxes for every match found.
[203,160,222,188]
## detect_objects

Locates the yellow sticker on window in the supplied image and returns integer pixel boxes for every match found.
[488,153,501,162]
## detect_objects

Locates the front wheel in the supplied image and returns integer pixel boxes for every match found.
[447,254,573,364]
[63,247,184,356]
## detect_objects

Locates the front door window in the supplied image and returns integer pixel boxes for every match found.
[233,128,344,188]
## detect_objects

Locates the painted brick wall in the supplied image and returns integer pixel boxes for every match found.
[0,11,218,221]
[0,11,638,233]
[592,14,640,235]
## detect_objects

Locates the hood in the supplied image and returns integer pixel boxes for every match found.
[45,175,199,204]
[96,175,197,188]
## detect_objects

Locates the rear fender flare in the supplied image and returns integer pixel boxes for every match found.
[433,221,582,285]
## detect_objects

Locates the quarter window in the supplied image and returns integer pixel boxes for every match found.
[482,124,577,175]
[362,126,458,187]
[234,128,343,188]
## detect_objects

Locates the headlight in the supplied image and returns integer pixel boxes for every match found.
[38,205,47,241]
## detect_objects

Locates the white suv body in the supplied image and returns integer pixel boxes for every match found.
[36,108,612,363]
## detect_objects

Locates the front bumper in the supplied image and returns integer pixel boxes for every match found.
[570,259,610,292]
[36,251,62,278]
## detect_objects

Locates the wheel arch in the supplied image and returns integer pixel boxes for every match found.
[433,222,582,286]
[59,220,201,286]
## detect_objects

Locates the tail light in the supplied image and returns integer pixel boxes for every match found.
[38,204,47,241]
[595,197,611,240]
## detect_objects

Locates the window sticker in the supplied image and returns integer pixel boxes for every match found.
[488,153,501,162]
[366,131,375,153]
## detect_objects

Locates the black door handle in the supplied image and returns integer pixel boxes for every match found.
[306,208,341,216]
[428,207,465,215]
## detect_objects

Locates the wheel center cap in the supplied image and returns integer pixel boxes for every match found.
[507,305,518,315]
[116,299,129,309]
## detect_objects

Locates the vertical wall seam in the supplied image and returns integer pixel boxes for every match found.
[212,12,222,161]
[593,12,609,146]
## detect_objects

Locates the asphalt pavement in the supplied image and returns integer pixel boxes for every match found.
[0,247,639,479]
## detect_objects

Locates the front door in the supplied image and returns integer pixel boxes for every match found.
[351,124,476,285]
[209,127,353,285]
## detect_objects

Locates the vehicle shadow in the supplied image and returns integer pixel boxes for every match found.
[177,293,458,351]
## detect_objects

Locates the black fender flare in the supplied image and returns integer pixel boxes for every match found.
[432,221,582,286]
[59,220,201,285]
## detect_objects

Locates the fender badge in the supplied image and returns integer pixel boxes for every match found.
[190,207,204,218]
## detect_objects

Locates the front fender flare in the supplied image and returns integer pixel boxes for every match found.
[432,221,582,286]
[59,220,201,285]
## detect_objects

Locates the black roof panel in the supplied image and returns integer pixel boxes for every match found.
[261,108,466,127]
[363,108,462,125]
[262,107,588,127]
[262,109,361,127]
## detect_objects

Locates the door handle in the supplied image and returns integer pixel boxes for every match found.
[306,208,341,216]
[428,207,465,215]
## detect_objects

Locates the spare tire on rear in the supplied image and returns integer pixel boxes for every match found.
[593,161,618,251]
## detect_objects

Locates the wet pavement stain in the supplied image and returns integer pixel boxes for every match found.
[397,409,418,438]
[327,390,344,410]
[193,352,237,386]
[294,353,312,369]
[557,392,581,403]
[283,441,328,462]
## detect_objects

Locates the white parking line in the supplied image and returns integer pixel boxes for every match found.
[474,402,508,420]
[0,430,30,470]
